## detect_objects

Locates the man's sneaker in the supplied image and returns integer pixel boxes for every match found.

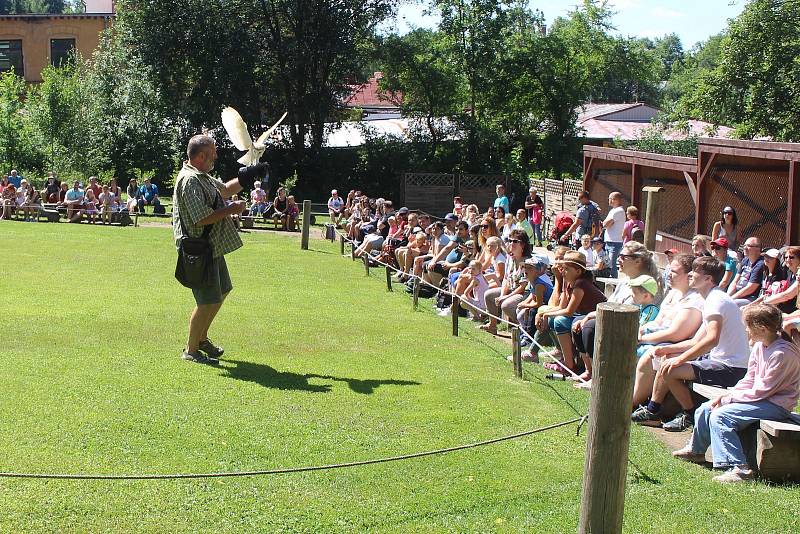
[437,307,451,317]
[713,466,755,484]
[662,410,693,432]
[182,349,218,365]
[199,338,224,359]
[521,349,539,363]
[631,405,662,426]
[672,446,706,464]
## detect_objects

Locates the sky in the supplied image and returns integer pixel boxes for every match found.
[392,0,747,49]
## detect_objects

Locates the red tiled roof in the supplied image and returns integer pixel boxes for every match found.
[343,72,402,109]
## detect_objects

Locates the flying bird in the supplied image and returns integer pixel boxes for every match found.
[221,107,287,166]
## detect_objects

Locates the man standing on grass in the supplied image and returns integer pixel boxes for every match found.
[173,135,266,365]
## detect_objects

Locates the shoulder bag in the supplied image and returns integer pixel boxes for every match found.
[174,177,219,289]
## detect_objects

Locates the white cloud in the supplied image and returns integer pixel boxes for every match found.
[651,6,685,18]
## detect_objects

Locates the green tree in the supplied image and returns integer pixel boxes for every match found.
[681,0,800,140]
[0,69,36,171]
[88,31,178,185]
[115,0,397,179]
[378,30,461,157]
[26,60,108,176]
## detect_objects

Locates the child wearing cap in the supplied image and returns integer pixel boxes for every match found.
[590,237,611,278]
[629,275,660,326]
[710,237,737,290]
[516,256,554,360]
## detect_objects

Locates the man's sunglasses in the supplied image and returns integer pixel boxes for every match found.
[507,239,521,244]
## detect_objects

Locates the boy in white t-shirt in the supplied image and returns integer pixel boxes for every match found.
[632,256,749,432]
[602,191,626,277]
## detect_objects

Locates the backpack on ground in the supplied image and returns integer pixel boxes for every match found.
[324,223,336,241]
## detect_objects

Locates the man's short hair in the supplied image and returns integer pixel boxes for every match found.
[456,220,469,231]
[610,191,622,201]
[673,253,695,274]
[579,191,590,200]
[693,256,725,285]
[187,135,216,159]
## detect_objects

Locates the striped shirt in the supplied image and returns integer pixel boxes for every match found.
[172,163,242,258]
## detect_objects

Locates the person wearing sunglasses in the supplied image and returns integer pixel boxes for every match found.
[481,230,532,335]
[711,206,739,253]
[710,237,738,290]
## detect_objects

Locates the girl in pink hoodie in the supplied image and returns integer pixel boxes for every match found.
[672,303,800,483]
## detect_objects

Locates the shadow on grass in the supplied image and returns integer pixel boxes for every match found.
[220,360,420,394]
[305,247,337,256]
[305,374,421,394]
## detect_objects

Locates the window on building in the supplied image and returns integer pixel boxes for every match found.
[0,40,23,76]
[50,38,76,68]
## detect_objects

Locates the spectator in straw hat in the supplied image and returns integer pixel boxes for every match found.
[536,251,606,373]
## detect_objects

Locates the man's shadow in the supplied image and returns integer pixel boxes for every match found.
[220,360,420,395]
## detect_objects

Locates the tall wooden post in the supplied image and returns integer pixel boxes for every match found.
[300,200,312,250]
[351,241,356,261]
[511,327,522,378]
[385,267,393,291]
[363,253,370,276]
[340,234,345,255]
[642,186,664,252]
[412,278,420,310]
[579,303,639,534]
[451,296,459,336]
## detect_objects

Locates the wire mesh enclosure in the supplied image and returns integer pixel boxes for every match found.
[402,173,507,216]
[702,168,789,248]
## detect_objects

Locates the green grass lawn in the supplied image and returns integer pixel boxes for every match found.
[0,222,797,533]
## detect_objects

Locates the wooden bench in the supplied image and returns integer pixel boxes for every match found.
[692,383,800,481]
[241,215,287,231]
[40,204,133,226]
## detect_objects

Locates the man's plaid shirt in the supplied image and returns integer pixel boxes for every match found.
[172,163,242,258]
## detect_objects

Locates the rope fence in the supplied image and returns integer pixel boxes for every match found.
[0,417,584,480]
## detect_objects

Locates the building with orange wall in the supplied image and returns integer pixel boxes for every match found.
[0,10,114,83]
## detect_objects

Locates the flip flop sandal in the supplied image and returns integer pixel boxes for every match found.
[543,361,563,371]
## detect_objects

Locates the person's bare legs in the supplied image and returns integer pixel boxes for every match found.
[650,362,696,408]
[632,351,657,406]
[556,332,576,369]
[394,248,407,271]
[187,293,228,353]
[199,292,228,344]
[661,363,697,410]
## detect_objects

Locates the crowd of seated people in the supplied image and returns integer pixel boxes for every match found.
[333,185,800,484]
[0,171,167,224]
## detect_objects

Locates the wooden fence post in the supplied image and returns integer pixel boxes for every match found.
[340,234,345,255]
[578,303,639,534]
[451,296,459,336]
[412,278,420,311]
[642,186,664,252]
[363,253,370,276]
[351,241,356,261]
[300,200,312,250]
[385,266,393,291]
[511,327,522,378]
